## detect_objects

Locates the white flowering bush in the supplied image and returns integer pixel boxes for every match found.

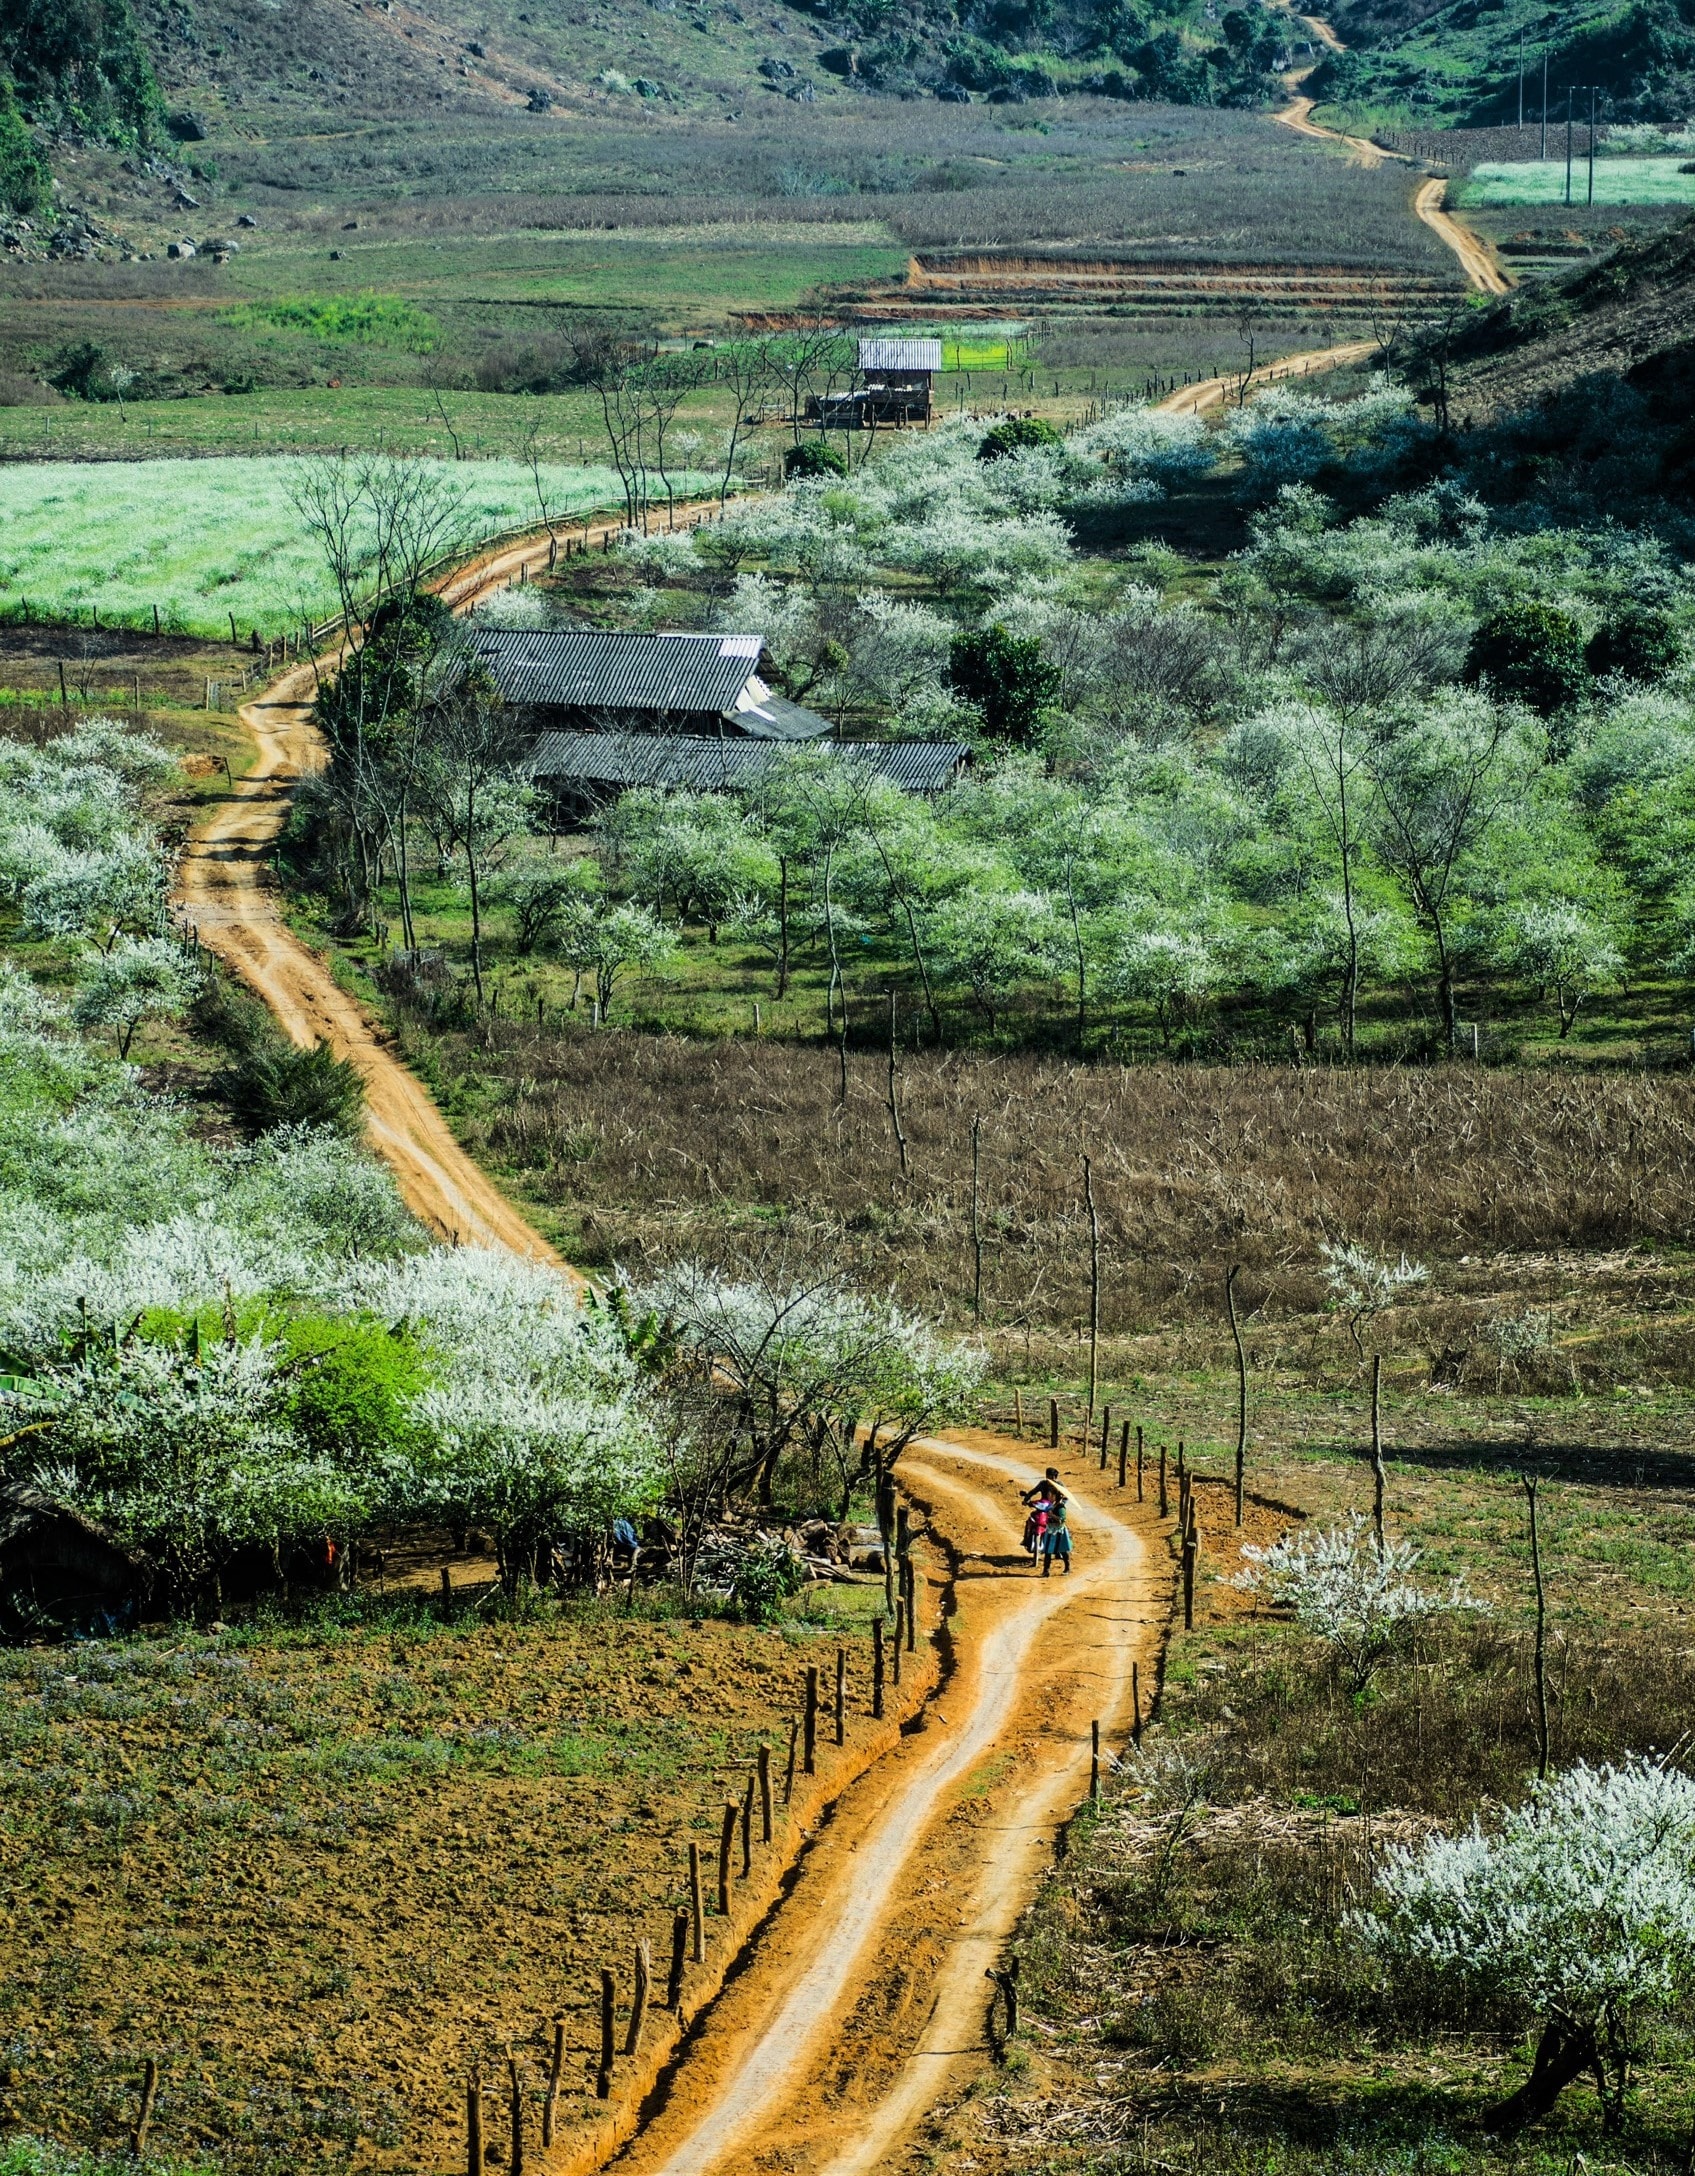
[1356,1758,1695,2131]
[1321,1241,1430,1353]
[1069,406,1215,496]
[1234,1512,1482,1691]
[70,935,204,1058]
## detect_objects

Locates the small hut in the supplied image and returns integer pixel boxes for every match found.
[808,337,944,429]
[0,1483,156,1638]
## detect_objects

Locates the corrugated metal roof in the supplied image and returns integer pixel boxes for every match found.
[527,732,971,797]
[859,337,944,374]
[469,628,765,716]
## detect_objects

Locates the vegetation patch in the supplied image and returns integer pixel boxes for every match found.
[219,296,442,353]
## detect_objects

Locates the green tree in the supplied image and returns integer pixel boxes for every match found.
[1586,610,1681,686]
[785,441,849,481]
[1,0,162,142]
[1463,601,1588,718]
[0,76,48,213]
[977,417,1061,462]
[948,623,1060,742]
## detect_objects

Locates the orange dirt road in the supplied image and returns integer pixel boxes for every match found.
[1413,174,1511,295]
[175,513,715,1262]
[1157,336,1379,415]
[606,1432,1166,2176]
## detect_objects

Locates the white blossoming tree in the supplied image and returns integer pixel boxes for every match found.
[1356,1758,1695,2133]
[1234,1511,1482,1691]
[71,935,204,1058]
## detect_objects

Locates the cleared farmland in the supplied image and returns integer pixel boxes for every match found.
[0,458,671,639]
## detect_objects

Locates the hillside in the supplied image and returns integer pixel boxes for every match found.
[1311,0,1695,129]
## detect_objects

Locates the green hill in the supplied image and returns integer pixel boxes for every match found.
[1312,0,1695,129]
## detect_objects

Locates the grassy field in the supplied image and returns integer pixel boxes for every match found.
[0,457,676,639]
[1461,158,1695,208]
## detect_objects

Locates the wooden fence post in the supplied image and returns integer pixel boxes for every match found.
[133,2059,160,2160]
[892,1600,904,1685]
[465,2069,482,2176]
[717,1801,737,1914]
[542,2023,564,2147]
[689,1842,705,1962]
[1014,1388,1024,1438]
[804,1669,818,1774]
[623,1940,651,2058]
[1158,1444,1168,1519]
[1136,1425,1144,1502]
[903,1556,916,1649]
[1090,1719,1100,1803]
[1099,1403,1111,1471]
[784,1715,798,1802]
[1048,1396,1059,1450]
[740,1773,754,1877]
[834,1646,846,1746]
[872,1618,885,1719]
[507,2056,525,2176]
[758,1743,773,1842]
[596,1970,615,2098]
[667,1908,689,2008]
[1132,1660,1142,1746]
[1118,1420,1129,1490]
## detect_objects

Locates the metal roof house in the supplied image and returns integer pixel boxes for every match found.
[526,730,973,818]
[467,627,834,742]
[808,335,944,430]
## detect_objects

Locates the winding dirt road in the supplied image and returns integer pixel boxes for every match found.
[1412,174,1511,295]
[1158,335,1379,415]
[606,1433,1164,2176]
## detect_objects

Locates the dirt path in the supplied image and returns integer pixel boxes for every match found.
[1413,173,1511,294]
[606,1431,1165,2176]
[174,513,715,1260]
[1157,335,1379,415]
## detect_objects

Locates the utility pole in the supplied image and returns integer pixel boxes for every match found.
[1517,30,1524,129]
[1564,88,1574,204]
[1588,84,1598,205]
[1540,49,1548,160]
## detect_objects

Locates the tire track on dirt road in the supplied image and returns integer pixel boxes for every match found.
[602,1431,1165,2176]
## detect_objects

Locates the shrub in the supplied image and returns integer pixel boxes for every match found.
[1234,1511,1483,1692]
[0,74,48,213]
[214,1037,367,1137]
[70,935,203,1058]
[784,441,850,482]
[1357,1758,1695,2133]
[1585,609,1681,685]
[977,416,1061,462]
[947,623,1061,741]
[1462,601,1589,716]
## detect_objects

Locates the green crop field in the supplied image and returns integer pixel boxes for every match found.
[0,456,686,639]
[1460,156,1695,207]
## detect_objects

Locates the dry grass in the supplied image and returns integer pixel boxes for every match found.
[419,1020,1695,1327]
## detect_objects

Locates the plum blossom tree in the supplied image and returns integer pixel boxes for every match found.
[1356,1758,1695,2132]
[71,935,204,1058]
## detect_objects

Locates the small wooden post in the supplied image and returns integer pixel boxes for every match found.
[1014,1388,1024,1438]
[892,1600,904,1685]
[542,2021,564,2147]
[440,1564,452,1603]
[507,2055,525,2176]
[1182,1533,1195,1631]
[133,2059,160,2159]
[666,1907,689,2008]
[1136,1425,1144,1502]
[804,1668,818,1774]
[1132,1660,1143,1745]
[784,1715,799,1802]
[1090,1719,1101,1803]
[623,1940,651,2057]
[902,1555,916,1648]
[465,2069,482,2176]
[1157,1444,1168,1518]
[689,1842,705,1962]
[740,1772,754,1877]
[717,1801,737,1914]
[872,1618,885,1719]
[596,1969,615,2098]
[1099,1403,1111,1471]
[1118,1420,1129,1490]
[1048,1396,1059,1450]
[758,1743,773,1841]
[834,1646,846,1746]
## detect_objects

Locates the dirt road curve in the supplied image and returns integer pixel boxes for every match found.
[175,514,715,1262]
[1413,174,1511,295]
[609,1432,1163,2176]
[1158,336,1379,416]
[1274,91,1391,167]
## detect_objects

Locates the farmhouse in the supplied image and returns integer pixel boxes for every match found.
[807,336,943,429]
[466,626,834,741]
[526,729,971,818]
